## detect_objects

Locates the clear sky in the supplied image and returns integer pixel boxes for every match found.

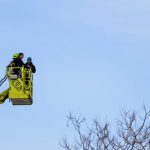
[1,0,150,149]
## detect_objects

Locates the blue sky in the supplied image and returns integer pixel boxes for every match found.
[1,0,150,149]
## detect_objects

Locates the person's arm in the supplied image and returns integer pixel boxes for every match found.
[31,64,36,73]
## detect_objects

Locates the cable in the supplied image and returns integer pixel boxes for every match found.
[0,75,6,83]
[0,75,7,87]
[0,75,7,86]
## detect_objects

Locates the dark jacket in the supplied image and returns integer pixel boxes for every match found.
[8,60,16,67]
[7,59,23,75]
[25,62,36,73]
[16,58,24,67]
[8,58,24,67]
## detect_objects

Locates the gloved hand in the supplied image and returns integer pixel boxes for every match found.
[27,65,31,68]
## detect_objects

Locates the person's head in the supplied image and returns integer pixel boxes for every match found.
[19,53,24,59]
[27,57,32,63]
[13,53,19,59]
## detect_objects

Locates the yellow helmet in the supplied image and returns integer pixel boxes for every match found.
[13,53,19,59]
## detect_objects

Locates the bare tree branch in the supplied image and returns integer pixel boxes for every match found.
[60,106,150,150]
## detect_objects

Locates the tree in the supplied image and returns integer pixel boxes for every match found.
[60,106,150,150]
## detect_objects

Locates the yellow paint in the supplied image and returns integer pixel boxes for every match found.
[5,66,33,105]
